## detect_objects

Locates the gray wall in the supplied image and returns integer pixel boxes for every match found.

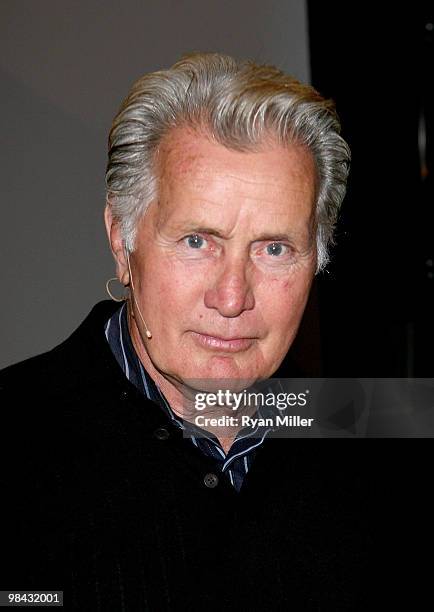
[0,0,310,368]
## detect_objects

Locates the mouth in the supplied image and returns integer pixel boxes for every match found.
[191,331,256,353]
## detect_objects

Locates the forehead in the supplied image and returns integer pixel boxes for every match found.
[158,126,316,184]
[154,126,317,232]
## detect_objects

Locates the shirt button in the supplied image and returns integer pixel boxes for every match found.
[203,473,219,488]
[153,427,170,441]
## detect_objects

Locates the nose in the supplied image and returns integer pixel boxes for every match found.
[204,256,255,318]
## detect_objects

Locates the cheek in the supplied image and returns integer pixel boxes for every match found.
[261,275,312,334]
[145,261,202,317]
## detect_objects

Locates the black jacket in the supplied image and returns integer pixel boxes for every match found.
[0,301,429,610]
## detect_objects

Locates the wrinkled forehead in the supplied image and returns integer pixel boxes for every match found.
[157,125,317,182]
[152,126,318,238]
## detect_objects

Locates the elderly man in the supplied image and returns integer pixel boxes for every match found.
[1,53,369,609]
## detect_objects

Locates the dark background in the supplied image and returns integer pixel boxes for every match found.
[1,1,432,377]
[290,1,433,377]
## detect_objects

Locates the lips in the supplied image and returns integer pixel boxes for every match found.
[191,331,256,352]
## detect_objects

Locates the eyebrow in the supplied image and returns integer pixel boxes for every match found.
[184,226,296,242]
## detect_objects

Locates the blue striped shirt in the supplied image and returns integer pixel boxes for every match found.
[104,302,274,492]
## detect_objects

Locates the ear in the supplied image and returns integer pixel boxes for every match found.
[104,204,130,286]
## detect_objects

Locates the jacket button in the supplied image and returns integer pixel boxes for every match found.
[203,473,219,488]
[153,427,170,441]
[120,390,128,401]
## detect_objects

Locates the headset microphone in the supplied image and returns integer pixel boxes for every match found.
[125,247,152,339]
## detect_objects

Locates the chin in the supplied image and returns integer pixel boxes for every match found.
[180,355,264,393]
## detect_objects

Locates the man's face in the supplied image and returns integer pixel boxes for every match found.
[125,128,317,387]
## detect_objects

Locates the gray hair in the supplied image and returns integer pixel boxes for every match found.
[106,52,350,271]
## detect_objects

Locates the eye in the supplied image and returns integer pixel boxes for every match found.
[266,242,290,257]
[184,234,207,249]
